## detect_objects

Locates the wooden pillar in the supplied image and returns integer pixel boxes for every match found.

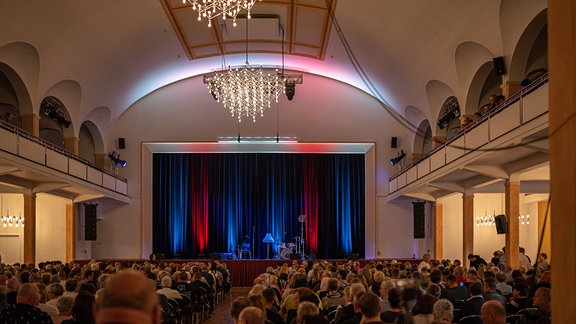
[434,202,443,260]
[94,153,107,170]
[505,180,520,269]
[549,2,576,322]
[66,203,76,262]
[462,194,474,264]
[23,194,36,264]
[64,136,79,155]
[20,114,40,137]
[537,200,551,262]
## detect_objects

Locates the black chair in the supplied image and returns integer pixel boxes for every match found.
[459,314,482,324]
[506,314,523,324]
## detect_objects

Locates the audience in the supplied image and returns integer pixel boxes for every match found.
[480,300,506,324]
[0,282,53,323]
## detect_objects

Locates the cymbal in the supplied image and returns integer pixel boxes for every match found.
[298,214,307,222]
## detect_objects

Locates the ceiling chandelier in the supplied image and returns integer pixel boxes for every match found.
[204,20,302,122]
[182,0,260,28]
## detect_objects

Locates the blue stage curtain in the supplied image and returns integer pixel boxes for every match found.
[152,153,365,259]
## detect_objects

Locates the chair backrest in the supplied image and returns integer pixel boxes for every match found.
[459,314,482,324]
[506,314,523,324]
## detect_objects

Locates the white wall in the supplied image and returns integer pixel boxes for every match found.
[93,72,417,259]
[36,193,67,262]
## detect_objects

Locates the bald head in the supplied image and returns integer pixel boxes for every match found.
[480,300,506,324]
[239,306,265,324]
[16,283,41,306]
[96,270,160,324]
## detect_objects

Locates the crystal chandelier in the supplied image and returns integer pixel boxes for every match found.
[204,67,285,122]
[204,19,302,122]
[182,0,259,28]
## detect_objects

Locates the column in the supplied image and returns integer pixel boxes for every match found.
[94,153,107,170]
[537,200,551,261]
[462,193,474,264]
[549,1,576,322]
[23,194,36,264]
[433,202,443,260]
[20,114,40,137]
[66,203,76,262]
[64,136,79,155]
[504,180,520,269]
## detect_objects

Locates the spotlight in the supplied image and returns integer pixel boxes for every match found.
[108,151,127,167]
[285,82,295,101]
[390,150,406,166]
[44,107,71,128]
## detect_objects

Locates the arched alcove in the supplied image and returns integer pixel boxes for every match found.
[39,96,71,149]
[508,9,548,82]
[0,63,33,127]
[79,120,105,164]
[0,42,38,115]
[413,120,432,155]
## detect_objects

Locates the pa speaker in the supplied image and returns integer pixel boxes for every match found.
[84,204,98,241]
[289,253,302,260]
[345,253,360,260]
[209,253,223,260]
[413,201,426,239]
[391,137,398,148]
[495,214,508,234]
[118,137,126,149]
[493,57,506,76]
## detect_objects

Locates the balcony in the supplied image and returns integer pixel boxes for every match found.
[0,124,128,203]
[388,74,549,201]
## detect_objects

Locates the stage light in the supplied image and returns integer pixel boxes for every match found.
[285,81,295,101]
[108,151,127,167]
[43,107,71,128]
[390,150,406,166]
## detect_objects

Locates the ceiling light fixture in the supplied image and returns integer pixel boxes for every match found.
[204,19,302,122]
[182,0,260,28]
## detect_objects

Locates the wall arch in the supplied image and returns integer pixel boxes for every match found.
[425,80,458,136]
[508,9,548,82]
[0,42,39,115]
[43,80,81,137]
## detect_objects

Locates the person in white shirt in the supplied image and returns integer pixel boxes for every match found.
[156,276,182,301]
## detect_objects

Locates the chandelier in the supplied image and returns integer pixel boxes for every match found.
[204,19,302,122]
[0,211,24,228]
[182,0,260,28]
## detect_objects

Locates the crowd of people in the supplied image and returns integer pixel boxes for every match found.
[232,252,551,324]
[0,259,231,323]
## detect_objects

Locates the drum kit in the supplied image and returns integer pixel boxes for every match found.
[273,214,311,260]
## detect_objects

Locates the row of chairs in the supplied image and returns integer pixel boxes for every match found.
[159,285,227,323]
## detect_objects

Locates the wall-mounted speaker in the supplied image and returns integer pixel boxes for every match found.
[84,204,98,241]
[391,137,398,148]
[493,57,506,76]
[289,253,302,260]
[118,137,126,149]
[495,214,508,234]
[413,201,426,239]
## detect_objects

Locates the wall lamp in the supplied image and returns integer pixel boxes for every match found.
[390,150,406,166]
[108,151,127,167]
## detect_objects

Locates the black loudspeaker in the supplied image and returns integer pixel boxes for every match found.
[118,138,126,149]
[493,56,506,76]
[209,253,223,260]
[345,253,360,260]
[413,201,426,239]
[84,204,98,241]
[495,214,508,234]
[391,137,398,148]
[289,253,302,260]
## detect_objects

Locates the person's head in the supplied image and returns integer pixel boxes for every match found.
[297,301,320,322]
[95,270,161,324]
[65,278,77,292]
[379,279,395,297]
[161,275,172,288]
[426,283,441,299]
[512,282,529,298]
[467,254,476,261]
[6,277,20,292]
[71,292,96,322]
[261,288,275,307]
[2,112,13,122]
[357,292,382,320]
[16,283,41,306]
[480,300,506,324]
[387,287,402,309]
[484,276,497,291]
[533,287,551,310]
[432,299,453,323]
[231,296,250,323]
[538,252,548,261]
[413,293,438,315]
[238,306,265,324]
[56,296,74,315]
[468,282,483,297]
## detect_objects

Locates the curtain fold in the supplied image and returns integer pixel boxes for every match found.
[152,153,365,259]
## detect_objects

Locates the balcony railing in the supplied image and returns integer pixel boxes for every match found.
[389,73,549,194]
[0,123,127,196]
